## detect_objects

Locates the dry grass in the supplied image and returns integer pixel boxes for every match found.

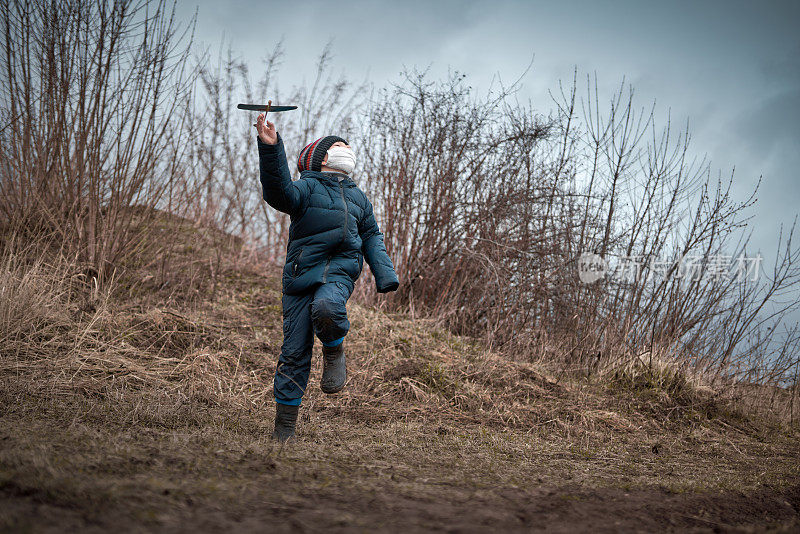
[1,215,799,531]
[0,250,75,358]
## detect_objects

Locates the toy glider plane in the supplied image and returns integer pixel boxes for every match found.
[237,102,298,112]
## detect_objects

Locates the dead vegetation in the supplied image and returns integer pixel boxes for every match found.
[2,210,787,439]
[1,217,799,531]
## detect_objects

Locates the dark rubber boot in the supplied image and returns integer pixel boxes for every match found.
[272,403,299,442]
[321,343,346,394]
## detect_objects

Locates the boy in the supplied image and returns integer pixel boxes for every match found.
[254,113,399,441]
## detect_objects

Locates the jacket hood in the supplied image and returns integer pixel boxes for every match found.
[302,170,357,186]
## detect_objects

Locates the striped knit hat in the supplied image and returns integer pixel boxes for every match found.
[297,135,348,172]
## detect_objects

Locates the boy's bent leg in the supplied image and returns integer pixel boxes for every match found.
[310,282,352,345]
[311,282,351,393]
[274,291,315,406]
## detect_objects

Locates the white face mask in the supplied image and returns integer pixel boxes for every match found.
[324,146,356,174]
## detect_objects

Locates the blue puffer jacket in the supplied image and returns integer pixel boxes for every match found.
[257,134,399,296]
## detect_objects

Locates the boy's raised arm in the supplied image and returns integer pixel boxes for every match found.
[359,199,400,293]
[255,114,306,214]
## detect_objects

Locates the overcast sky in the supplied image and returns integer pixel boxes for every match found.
[178,0,799,257]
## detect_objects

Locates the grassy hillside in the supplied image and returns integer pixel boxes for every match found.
[1,213,798,532]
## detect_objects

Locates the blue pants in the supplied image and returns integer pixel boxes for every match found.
[274,281,352,405]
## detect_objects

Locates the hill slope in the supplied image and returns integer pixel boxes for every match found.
[1,216,798,532]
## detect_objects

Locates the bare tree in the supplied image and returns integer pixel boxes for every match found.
[358,68,800,397]
[0,0,196,281]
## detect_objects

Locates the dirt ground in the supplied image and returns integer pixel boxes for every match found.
[1,386,798,533]
[4,475,800,533]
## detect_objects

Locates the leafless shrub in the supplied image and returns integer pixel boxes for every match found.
[548,75,800,392]
[358,68,800,406]
[0,0,196,281]
[357,69,557,345]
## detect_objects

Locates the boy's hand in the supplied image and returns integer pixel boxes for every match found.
[255,113,277,145]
